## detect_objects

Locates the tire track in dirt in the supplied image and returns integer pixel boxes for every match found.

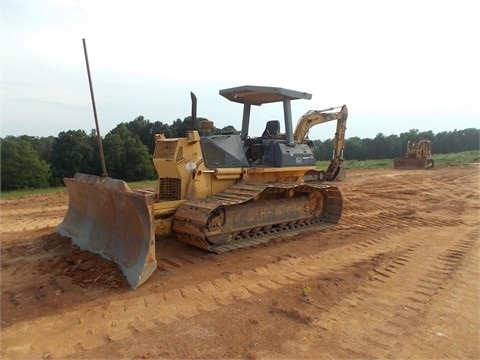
[1,228,422,359]
[276,227,479,359]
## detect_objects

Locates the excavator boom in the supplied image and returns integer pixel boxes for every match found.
[293,105,348,146]
[294,105,348,181]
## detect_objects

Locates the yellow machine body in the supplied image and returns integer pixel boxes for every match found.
[57,86,347,289]
[394,139,434,169]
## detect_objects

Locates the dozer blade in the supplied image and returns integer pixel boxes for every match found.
[393,158,427,169]
[56,173,157,290]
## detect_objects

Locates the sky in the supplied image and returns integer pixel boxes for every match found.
[1,0,479,141]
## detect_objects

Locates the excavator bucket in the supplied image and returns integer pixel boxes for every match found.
[56,173,157,290]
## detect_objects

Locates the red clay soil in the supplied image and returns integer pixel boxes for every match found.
[1,165,479,359]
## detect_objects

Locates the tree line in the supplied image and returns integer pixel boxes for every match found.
[1,115,478,190]
[313,128,479,161]
[0,116,234,190]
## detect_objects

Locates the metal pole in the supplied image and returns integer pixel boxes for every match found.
[283,99,294,146]
[82,38,108,177]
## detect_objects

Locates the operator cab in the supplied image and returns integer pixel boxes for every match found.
[202,85,316,167]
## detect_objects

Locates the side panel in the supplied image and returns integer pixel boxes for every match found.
[272,143,316,167]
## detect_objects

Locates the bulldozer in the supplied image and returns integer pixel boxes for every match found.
[393,139,434,169]
[56,85,348,289]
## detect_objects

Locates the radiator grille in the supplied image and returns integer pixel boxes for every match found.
[159,178,181,200]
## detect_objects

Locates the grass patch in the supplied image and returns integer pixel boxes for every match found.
[315,158,392,170]
[2,151,478,199]
[431,150,480,166]
[316,150,480,170]
[314,160,331,169]
[128,179,157,189]
[0,179,158,200]
[0,186,67,200]
[344,159,393,169]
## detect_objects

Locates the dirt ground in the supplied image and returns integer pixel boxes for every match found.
[1,165,479,359]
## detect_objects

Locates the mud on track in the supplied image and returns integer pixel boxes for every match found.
[1,165,479,359]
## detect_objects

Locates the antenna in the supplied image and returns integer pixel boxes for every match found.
[82,38,108,177]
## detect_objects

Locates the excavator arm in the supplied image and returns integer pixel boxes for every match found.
[330,105,348,159]
[294,105,348,181]
[294,105,348,144]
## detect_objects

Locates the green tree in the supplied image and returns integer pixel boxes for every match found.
[118,116,175,154]
[103,124,155,181]
[344,136,363,160]
[373,133,388,159]
[151,120,173,140]
[1,137,51,190]
[170,118,189,137]
[118,116,155,153]
[50,130,96,186]
[460,128,480,151]
[386,134,402,158]
[18,135,55,164]
[216,125,236,134]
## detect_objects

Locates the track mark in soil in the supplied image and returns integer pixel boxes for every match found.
[2,166,479,360]
[282,226,479,359]
[1,229,423,359]
[269,305,312,325]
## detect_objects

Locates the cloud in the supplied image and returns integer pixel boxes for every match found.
[2,0,479,140]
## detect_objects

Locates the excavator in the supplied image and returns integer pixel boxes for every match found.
[56,85,348,289]
[393,139,434,169]
[294,106,348,182]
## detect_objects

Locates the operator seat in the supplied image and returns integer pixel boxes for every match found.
[262,120,280,138]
